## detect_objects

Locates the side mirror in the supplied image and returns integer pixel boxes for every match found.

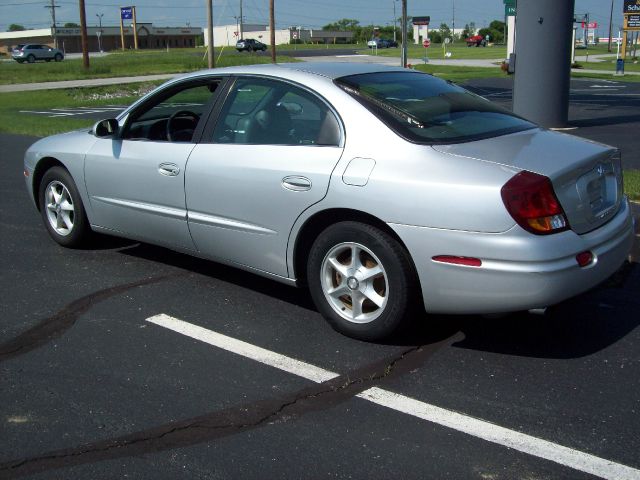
[93,118,119,138]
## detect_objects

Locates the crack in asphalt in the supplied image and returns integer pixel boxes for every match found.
[0,273,187,363]
[0,332,462,478]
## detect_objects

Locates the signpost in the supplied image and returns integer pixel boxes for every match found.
[423,38,430,63]
[622,0,640,58]
[119,6,138,50]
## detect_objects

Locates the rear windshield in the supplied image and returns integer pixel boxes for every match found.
[335,71,535,144]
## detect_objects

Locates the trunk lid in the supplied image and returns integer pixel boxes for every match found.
[432,128,624,234]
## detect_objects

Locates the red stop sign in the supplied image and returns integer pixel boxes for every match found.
[423,39,431,48]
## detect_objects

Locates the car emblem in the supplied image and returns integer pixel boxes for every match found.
[596,164,605,177]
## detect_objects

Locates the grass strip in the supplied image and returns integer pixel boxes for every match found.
[0,82,160,136]
[0,48,296,85]
[625,170,640,201]
[413,64,505,82]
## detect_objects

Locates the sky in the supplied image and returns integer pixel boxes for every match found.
[0,0,629,37]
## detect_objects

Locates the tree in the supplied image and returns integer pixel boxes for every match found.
[322,18,360,31]
[479,20,506,43]
[8,24,25,32]
[461,22,476,39]
[438,23,452,42]
[63,22,79,28]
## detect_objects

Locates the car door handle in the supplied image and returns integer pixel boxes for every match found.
[282,176,312,191]
[158,163,180,176]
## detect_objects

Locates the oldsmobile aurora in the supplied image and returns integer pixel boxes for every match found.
[24,63,634,340]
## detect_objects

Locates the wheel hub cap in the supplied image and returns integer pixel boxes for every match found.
[320,242,388,324]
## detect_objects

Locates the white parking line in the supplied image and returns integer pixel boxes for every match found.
[146,313,640,480]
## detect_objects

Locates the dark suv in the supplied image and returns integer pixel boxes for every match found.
[236,38,267,52]
[12,44,64,63]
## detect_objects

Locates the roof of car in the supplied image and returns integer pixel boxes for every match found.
[179,62,409,83]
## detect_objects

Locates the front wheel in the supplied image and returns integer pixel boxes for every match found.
[38,167,91,248]
[307,222,419,341]
[54,53,63,62]
[27,54,35,63]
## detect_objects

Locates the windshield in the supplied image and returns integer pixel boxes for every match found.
[335,71,535,144]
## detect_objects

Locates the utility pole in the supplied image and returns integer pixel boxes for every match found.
[206,0,215,68]
[239,0,244,39]
[96,13,104,53]
[451,0,455,42]
[393,0,397,42]
[45,0,60,49]
[584,12,589,47]
[607,0,614,53]
[79,0,89,68]
[269,0,276,62]
[401,0,407,67]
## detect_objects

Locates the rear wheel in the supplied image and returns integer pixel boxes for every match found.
[38,167,91,248]
[27,54,35,63]
[307,221,418,341]
[54,53,63,62]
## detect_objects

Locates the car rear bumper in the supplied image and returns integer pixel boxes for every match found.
[390,198,635,314]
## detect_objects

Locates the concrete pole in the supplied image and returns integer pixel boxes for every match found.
[512,0,575,128]
[506,15,516,58]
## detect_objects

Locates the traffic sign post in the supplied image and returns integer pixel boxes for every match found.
[423,38,430,63]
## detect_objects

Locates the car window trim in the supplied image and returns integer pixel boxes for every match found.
[198,74,346,148]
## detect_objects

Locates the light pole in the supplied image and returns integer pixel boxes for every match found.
[96,13,104,52]
[393,0,397,43]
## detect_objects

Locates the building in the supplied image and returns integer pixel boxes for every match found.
[204,24,353,47]
[0,24,202,54]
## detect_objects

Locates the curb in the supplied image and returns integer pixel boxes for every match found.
[630,201,640,263]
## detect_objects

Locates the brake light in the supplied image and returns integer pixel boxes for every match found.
[501,171,568,235]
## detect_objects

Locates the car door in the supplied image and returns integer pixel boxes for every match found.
[186,76,344,277]
[84,78,222,250]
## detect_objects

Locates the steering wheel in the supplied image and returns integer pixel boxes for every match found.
[166,110,199,142]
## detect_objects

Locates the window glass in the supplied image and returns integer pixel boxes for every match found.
[335,71,535,144]
[123,82,218,142]
[212,78,340,146]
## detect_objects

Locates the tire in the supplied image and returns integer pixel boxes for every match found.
[307,221,419,341]
[38,167,91,248]
[17,59,24,63]
[54,53,63,62]
[27,54,35,63]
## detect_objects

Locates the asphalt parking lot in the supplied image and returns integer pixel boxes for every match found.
[1,81,640,479]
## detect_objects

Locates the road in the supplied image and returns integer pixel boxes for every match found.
[1,70,640,479]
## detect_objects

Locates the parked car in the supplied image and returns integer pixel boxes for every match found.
[12,44,64,63]
[235,38,267,52]
[23,63,634,341]
[367,38,393,48]
[466,35,487,47]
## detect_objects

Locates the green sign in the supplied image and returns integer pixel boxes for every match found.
[505,5,516,15]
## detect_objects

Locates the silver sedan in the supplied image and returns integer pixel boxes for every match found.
[24,63,635,340]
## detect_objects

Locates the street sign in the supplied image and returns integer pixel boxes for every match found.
[624,0,640,14]
[626,14,640,29]
[581,22,598,29]
[505,5,516,16]
[120,7,133,20]
[423,39,431,48]
[412,16,431,26]
[292,31,298,39]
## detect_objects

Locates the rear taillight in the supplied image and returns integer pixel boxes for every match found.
[501,171,569,235]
